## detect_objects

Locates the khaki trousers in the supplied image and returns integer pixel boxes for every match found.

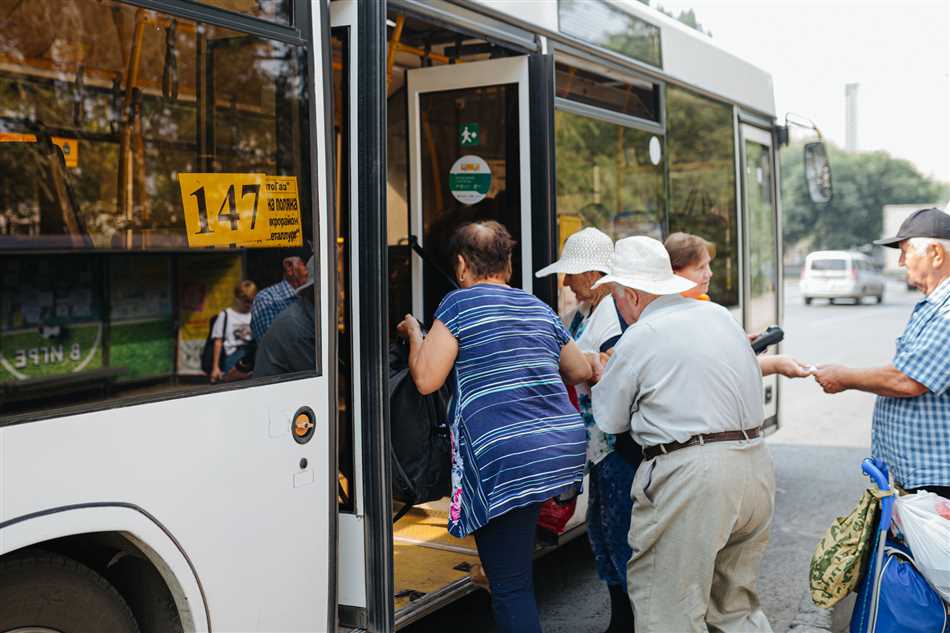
[627,439,775,633]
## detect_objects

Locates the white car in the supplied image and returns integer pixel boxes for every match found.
[800,251,886,305]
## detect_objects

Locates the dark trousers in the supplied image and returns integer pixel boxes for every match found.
[474,503,543,633]
[587,451,637,590]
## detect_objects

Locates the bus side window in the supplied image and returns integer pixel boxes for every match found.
[667,86,740,312]
[0,0,320,421]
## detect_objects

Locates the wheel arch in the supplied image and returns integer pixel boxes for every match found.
[0,504,209,632]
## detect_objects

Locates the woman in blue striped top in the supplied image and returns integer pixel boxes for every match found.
[397,221,591,633]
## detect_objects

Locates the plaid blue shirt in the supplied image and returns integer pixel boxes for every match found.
[872,276,950,488]
[250,279,298,342]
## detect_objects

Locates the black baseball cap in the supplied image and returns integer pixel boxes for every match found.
[874,207,950,249]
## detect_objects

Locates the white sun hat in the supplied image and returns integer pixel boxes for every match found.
[592,235,696,295]
[535,227,614,277]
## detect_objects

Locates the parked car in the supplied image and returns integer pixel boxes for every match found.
[800,251,886,305]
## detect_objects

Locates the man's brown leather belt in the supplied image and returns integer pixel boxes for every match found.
[642,427,762,461]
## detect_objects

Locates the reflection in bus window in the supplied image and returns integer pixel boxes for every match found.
[554,110,665,316]
[557,0,662,68]
[667,86,739,311]
[194,0,292,25]
[555,111,665,242]
[0,0,318,420]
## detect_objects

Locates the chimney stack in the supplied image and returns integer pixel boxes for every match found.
[845,83,859,151]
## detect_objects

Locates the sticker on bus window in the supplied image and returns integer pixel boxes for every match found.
[178,173,303,248]
[52,137,79,168]
[449,155,491,206]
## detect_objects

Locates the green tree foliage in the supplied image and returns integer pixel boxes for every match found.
[782,143,950,250]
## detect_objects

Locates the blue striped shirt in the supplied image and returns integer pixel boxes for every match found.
[872,276,950,488]
[435,284,586,537]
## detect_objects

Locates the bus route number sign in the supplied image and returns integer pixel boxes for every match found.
[178,173,303,248]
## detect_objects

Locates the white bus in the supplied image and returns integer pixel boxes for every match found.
[0,1,820,631]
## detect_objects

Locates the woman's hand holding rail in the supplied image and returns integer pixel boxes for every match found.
[396,314,458,395]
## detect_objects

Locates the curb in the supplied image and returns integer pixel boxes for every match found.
[788,591,855,633]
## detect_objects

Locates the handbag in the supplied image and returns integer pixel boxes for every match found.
[537,493,578,536]
[850,539,948,633]
[809,488,882,608]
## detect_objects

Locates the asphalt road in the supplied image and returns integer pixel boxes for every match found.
[403,280,919,633]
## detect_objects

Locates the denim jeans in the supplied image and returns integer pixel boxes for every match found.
[474,503,543,633]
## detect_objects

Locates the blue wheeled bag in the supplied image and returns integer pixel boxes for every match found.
[849,459,949,633]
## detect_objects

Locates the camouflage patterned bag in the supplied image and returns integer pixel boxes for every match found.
[809,488,882,608]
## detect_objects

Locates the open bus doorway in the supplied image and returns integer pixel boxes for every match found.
[331,1,557,624]
[386,13,534,620]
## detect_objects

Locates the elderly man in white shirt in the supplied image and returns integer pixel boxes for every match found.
[592,236,774,633]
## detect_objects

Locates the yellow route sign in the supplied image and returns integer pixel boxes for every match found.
[52,137,79,168]
[178,173,303,248]
[0,133,79,168]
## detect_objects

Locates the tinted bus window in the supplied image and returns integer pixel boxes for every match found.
[554,110,665,316]
[667,86,739,311]
[0,0,318,420]
[558,0,662,68]
[555,64,660,123]
[555,111,665,241]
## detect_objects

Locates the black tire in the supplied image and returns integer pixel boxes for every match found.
[876,294,884,304]
[0,549,139,633]
[804,297,813,305]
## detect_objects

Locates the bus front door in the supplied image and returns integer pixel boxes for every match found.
[740,123,781,431]
[407,55,558,318]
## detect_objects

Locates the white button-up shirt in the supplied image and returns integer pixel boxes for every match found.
[591,294,764,447]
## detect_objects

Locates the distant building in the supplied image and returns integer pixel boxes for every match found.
[881,203,941,274]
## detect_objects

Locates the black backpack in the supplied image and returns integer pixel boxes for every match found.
[388,339,451,521]
[200,310,227,375]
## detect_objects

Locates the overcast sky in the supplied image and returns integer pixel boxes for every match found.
[656,0,950,184]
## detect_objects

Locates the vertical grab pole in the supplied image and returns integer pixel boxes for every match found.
[861,458,892,633]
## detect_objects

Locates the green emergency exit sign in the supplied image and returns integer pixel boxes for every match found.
[459,123,480,147]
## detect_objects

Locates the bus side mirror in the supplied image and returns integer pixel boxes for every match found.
[804,141,833,205]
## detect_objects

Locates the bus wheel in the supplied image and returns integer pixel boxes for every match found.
[0,549,139,633]
[804,297,813,305]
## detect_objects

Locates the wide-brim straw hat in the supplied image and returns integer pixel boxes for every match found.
[535,227,613,277]
[592,235,696,295]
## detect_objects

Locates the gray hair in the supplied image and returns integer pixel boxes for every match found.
[908,237,950,256]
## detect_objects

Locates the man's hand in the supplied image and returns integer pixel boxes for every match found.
[814,365,849,394]
[761,355,813,378]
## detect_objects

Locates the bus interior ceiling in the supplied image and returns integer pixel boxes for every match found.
[381,12,519,613]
